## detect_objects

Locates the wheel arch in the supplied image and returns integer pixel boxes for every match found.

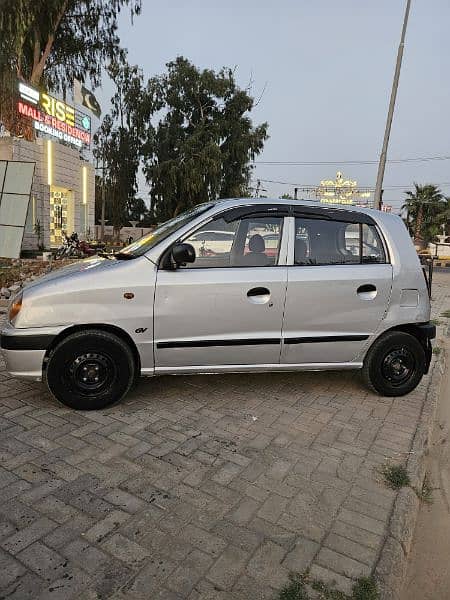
[43,324,141,375]
[367,322,433,373]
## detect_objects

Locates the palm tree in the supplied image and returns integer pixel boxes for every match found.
[402,184,446,245]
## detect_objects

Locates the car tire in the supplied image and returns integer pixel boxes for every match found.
[45,329,135,410]
[362,330,425,397]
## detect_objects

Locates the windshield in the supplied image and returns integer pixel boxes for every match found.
[117,202,216,258]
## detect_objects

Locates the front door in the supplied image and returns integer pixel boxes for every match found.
[281,215,393,365]
[154,211,288,371]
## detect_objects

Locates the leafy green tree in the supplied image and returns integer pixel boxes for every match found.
[93,60,144,236]
[402,184,446,244]
[0,0,141,134]
[142,57,268,221]
[128,197,151,223]
[439,199,450,239]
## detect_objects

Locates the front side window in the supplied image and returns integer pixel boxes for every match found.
[117,202,215,258]
[180,214,283,268]
[294,218,386,266]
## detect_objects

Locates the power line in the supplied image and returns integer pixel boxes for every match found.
[253,154,450,166]
[257,178,450,190]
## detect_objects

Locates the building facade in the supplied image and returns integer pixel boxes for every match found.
[0,137,95,251]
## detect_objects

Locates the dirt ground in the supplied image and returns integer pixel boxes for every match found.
[402,277,450,600]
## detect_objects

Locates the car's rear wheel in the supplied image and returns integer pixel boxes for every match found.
[45,330,135,410]
[362,331,426,397]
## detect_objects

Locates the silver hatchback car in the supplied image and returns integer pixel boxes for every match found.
[1,198,435,410]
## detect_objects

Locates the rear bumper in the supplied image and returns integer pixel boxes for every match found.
[417,322,436,374]
[417,322,436,340]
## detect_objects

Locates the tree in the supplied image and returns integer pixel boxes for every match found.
[93,60,144,236]
[142,57,268,221]
[0,0,141,134]
[439,199,450,239]
[128,197,152,223]
[402,184,446,245]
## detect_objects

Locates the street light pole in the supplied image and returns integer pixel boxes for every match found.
[374,0,412,210]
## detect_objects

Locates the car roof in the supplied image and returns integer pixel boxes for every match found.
[192,229,234,234]
[213,197,376,216]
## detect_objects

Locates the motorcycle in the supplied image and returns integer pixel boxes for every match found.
[55,233,101,259]
[77,239,97,257]
[55,232,78,259]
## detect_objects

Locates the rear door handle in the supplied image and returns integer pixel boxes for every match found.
[357,284,376,293]
[357,283,377,300]
[247,287,270,297]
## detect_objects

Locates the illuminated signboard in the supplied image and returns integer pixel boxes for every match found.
[17,83,91,149]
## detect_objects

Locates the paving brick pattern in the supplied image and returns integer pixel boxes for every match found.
[0,274,449,599]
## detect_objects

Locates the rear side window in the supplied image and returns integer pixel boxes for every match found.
[294,218,386,266]
[362,223,386,263]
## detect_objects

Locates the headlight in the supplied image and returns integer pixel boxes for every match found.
[8,291,23,324]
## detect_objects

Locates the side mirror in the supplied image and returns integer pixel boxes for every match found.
[172,243,196,266]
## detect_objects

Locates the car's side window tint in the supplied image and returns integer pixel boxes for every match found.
[180,215,283,268]
[180,217,238,268]
[294,218,386,266]
[362,224,386,263]
[239,218,282,267]
[295,218,359,265]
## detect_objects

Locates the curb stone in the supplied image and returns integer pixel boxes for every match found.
[374,351,446,600]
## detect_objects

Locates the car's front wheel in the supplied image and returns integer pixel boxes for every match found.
[362,331,426,397]
[45,330,135,410]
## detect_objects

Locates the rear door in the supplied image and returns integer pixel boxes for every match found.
[281,212,393,365]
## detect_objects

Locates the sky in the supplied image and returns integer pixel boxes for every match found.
[95,0,450,213]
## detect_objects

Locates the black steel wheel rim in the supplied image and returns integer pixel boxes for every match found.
[381,346,415,386]
[68,352,115,395]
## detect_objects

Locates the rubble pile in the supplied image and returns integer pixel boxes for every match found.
[0,258,76,299]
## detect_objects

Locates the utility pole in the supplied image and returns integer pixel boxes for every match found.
[374,0,411,210]
[95,156,107,241]
[100,154,106,241]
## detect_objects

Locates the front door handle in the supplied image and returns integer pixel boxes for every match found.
[247,287,270,297]
[357,284,377,300]
[247,287,271,305]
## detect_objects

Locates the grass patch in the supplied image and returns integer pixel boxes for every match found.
[380,463,410,490]
[276,574,379,600]
[441,310,450,318]
[352,577,379,600]
[430,319,442,326]
[278,574,309,600]
[311,578,348,599]
[417,473,433,504]
[433,347,441,355]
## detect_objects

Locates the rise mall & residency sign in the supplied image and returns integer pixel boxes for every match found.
[17,82,91,149]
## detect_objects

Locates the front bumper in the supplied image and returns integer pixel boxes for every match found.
[0,324,63,381]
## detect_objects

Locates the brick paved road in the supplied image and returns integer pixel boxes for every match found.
[1,273,449,600]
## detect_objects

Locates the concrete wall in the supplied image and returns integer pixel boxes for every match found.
[0,137,95,250]
[429,242,450,258]
[93,225,154,243]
